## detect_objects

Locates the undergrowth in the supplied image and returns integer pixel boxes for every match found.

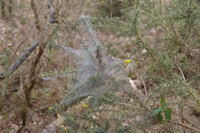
[52,0,200,132]
[93,0,200,106]
[0,0,200,132]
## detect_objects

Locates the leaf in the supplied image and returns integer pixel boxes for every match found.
[157,112,163,123]
[161,104,168,111]
[151,107,162,116]
[165,108,172,122]
[161,98,166,107]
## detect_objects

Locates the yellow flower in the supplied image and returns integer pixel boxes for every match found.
[101,0,104,4]
[125,59,131,64]
[63,127,67,131]
[82,104,88,108]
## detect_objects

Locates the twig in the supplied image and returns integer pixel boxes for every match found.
[173,121,200,132]
[174,56,188,132]
[128,78,146,101]
[183,117,200,130]
[10,25,35,66]
[24,0,42,107]
[25,0,58,106]
[0,41,39,80]
[141,77,148,96]
[174,56,200,130]
[174,56,186,82]
[31,0,41,30]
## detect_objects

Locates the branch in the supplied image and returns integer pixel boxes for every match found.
[183,117,200,130]
[31,0,41,30]
[0,41,39,80]
[173,121,200,132]
[174,56,186,82]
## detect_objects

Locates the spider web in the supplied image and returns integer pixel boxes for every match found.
[59,15,128,106]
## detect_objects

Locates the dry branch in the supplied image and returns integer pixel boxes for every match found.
[0,41,39,80]
[173,121,200,132]
[174,56,186,82]
[10,25,35,65]
[31,0,41,30]
[24,0,43,106]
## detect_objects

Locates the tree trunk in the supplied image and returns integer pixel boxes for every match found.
[9,0,12,14]
[1,0,5,17]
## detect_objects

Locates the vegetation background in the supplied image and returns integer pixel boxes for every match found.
[0,0,199,132]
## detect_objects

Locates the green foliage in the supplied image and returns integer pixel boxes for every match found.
[94,0,200,106]
[47,0,200,132]
[151,98,172,122]
[89,1,200,131]
[97,0,135,17]
[108,47,121,57]
[60,98,131,132]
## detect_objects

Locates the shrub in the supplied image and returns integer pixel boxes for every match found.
[49,0,200,132]
[97,0,135,17]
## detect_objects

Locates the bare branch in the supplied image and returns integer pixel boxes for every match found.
[173,121,200,132]
[0,41,39,80]
[174,56,186,82]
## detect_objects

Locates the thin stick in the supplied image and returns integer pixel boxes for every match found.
[31,0,41,30]
[174,56,186,82]
[173,121,200,132]
[24,0,43,106]
[10,25,35,66]
[141,77,148,96]
[174,56,188,132]
[25,0,58,106]
[0,41,39,79]
[183,117,200,130]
